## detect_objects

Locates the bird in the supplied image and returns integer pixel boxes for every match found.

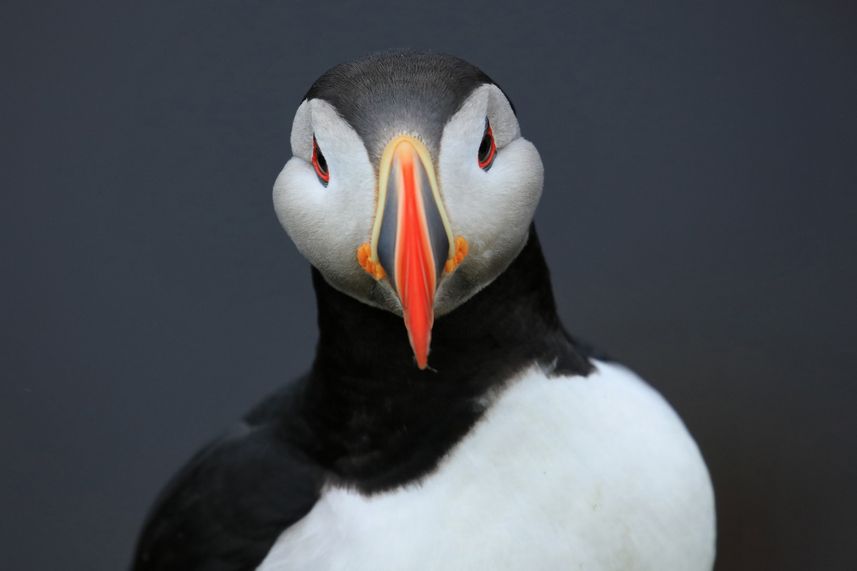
[132,50,716,571]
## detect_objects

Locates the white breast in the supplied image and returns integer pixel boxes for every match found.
[258,360,716,571]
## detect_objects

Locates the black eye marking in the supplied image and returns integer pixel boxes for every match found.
[477,119,497,171]
[312,136,329,186]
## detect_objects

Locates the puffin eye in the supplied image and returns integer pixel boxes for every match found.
[477,120,497,171]
[311,136,330,186]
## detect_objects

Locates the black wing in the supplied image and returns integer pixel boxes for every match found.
[132,380,322,571]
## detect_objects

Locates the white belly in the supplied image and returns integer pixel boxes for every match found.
[259,360,716,571]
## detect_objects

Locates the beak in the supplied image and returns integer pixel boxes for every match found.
[359,136,457,369]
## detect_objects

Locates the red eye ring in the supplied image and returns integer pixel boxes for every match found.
[477,121,497,170]
[312,136,330,186]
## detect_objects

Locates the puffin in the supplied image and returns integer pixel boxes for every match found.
[133,51,716,571]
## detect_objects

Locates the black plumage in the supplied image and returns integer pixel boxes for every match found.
[304,51,499,162]
[132,227,594,570]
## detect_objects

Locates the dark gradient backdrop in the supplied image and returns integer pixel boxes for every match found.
[3,1,856,569]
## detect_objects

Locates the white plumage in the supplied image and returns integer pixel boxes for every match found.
[259,359,716,571]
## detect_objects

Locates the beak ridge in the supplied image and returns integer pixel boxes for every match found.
[379,139,448,369]
[356,135,461,370]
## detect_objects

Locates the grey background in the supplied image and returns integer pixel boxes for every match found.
[2,1,856,569]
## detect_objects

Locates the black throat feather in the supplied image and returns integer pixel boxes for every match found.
[289,226,593,493]
[130,227,596,571]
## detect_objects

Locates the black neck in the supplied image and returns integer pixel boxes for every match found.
[291,226,592,492]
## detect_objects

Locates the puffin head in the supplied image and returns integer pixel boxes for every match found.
[274,51,544,369]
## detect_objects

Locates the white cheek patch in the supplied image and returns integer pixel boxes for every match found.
[277,85,544,315]
[435,85,543,312]
[274,99,379,301]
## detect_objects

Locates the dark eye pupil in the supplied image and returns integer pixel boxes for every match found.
[316,147,328,173]
[311,136,330,186]
[478,134,492,161]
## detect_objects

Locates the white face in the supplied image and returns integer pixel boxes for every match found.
[273,83,544,316]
